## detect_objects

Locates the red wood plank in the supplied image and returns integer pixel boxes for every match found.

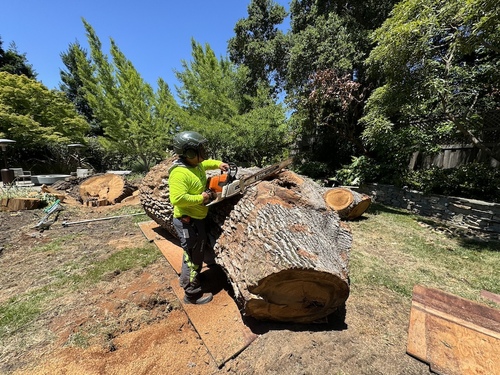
[407,285,500,375]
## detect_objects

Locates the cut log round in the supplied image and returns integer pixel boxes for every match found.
[79,173,135,206]
[140,158,352,323]
[324,187,372,220]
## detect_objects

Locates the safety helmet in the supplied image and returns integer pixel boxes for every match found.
[172,131,208,159]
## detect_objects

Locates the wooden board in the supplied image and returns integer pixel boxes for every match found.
[138,220,258,368]
[138,220,183,273]
[171,280,258,367]
[407,285,500,375]
[481,290,500,305]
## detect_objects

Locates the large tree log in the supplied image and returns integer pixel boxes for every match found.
[139,158,351,323]
[139,156,178,237]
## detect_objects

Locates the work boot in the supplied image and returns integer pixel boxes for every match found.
[183,292,213,305]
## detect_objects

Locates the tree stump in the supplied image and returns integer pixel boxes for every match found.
[140,158,352,323]
[324,187,372,220]
[79,173,135,206]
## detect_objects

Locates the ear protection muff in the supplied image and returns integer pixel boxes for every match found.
[184,148,198,159]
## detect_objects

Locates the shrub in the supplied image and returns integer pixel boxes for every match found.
[402,163,500,202]
[334,156,381,185]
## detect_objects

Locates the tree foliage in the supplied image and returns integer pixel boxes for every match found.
[0,37,36,79]
[59,42,95,126]
[176,40,290,166]
[0,72,89,171]
[275,0,397,175]
[74,19,180,171]
[228,0,289,97]
[363,0,500,164]
[0,72,88,145]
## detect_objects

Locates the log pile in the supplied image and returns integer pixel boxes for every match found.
[139,158,352,323]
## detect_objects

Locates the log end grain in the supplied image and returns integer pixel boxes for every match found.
[324,187,372,220]
[246,269,349,323]
[79,173,134,205]
[346,196,371,220]
[324,188,354,211]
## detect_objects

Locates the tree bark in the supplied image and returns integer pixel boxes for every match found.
[140,158,352,323]
[139,156,178,237]
[323,187,372,220]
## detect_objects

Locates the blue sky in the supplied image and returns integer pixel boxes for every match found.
[0,0,290,91]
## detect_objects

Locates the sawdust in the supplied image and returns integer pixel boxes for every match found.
[0,196,432,375]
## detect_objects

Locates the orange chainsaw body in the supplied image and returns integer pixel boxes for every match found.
[207,173,231,193]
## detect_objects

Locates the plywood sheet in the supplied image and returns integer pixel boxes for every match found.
[138,220,258,368]
[481,290,500,305]
[407,285,500,375]
[138,221,182,273]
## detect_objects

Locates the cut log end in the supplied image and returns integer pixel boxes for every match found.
[324,187,372,220]
[245,269,349,323]
[324,188,354,210]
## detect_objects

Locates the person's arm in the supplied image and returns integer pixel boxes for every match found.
[202,159,229,171]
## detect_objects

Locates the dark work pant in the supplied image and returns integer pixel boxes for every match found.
[172,217,215,298]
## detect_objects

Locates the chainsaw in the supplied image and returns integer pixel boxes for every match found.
[205,158,293,206]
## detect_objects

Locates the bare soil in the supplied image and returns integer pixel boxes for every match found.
[0,196,432,375]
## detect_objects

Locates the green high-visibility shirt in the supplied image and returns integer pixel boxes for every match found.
[168,159,222,219]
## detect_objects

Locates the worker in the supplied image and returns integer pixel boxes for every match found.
[169,131,229,305]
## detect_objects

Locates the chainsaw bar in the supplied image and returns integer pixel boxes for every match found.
[205,158,293,206]
[240,158,293,189]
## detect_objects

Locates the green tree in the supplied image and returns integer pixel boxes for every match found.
[0,72,89,144]
[0,37,36,79]
[59,42,95,126]
[74,19,180,171]
[277,0,398,175]
[363,0,500,165]
[228,0,289,97]
[176,40,290,166]
[0,71,89,170]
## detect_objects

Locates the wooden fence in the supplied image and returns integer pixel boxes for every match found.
[408,110,500,170]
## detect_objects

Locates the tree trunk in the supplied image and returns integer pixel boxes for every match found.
[79,173,135,206]
[139,156,178,237]
[323,187,372,220]
[140,158,352,323]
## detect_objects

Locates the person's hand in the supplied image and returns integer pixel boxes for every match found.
[202,191,211,205]
[219,163,229,172]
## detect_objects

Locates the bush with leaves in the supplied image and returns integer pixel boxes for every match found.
[334,155,381,185]
[402,164,500,202]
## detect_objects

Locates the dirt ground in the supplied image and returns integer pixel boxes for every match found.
[0,194,432,375]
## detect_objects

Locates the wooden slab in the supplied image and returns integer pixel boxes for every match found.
[171,280,257,367]
[138,220,258,368]
[1,197,41,211]
[481,290,500,305]
[407,285,500,375]
[138,220,183,273]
